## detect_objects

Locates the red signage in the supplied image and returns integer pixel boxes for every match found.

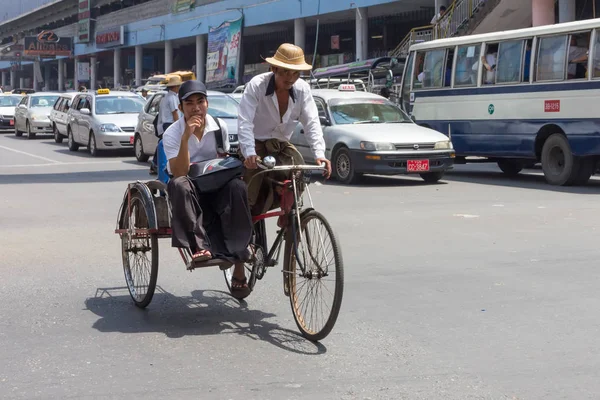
[95,27,124,48]
[544,100,560,112]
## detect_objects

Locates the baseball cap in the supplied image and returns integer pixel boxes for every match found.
[179,80,207,101]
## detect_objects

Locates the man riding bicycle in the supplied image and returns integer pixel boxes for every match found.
[237,43,332,215]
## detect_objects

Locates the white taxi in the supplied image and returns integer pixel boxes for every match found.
[292,84,455,184]
[66,89,145,156]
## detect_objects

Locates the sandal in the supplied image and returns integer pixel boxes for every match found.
[192,249,212,263]
[230,276,252,300]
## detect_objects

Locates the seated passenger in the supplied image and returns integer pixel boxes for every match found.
[472,44,498,84]
[163,80,253,298]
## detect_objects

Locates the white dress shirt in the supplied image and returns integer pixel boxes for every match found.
[237,72,326,159]
[162,114,229,175]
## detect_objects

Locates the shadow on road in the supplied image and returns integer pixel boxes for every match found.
[84,286,327,355]
[0,168,150,184]
[444,168,600,194]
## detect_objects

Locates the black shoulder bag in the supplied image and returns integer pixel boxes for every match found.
[187,118,244,194]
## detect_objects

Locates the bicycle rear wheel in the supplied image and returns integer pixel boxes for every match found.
[284,210,344,341]
[121,193,158,308]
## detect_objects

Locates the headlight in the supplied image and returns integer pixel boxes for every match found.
[100,123,121,132]
[434,140,453,150]
[360,141,395,151]
[228,134,238,142]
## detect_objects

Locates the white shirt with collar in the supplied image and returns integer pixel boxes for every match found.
[162,114,229,175]
[237,72,326,159]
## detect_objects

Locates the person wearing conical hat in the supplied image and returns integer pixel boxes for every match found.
[237,43,331,215]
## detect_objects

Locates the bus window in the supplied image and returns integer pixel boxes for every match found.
[536,35,568,81]
[567,32,590,79]
[472,43,498,85]
[401,51,415,113]
[593,30,600,78]
[444,48,455,87]
[454,44,480,87]
[413,52,425,89]
[496,40,525,84]
[523,39,533,82]
[421,49,446,89]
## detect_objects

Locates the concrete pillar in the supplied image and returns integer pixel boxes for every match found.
[74,59,78,89]
[195,35,206,82]
[294,18,306,50]
[58,59,64,91]
[90,55,97,91]
[10,70,16,90]
[165,40,173,74]
[114,48,121,87]
[44,64,50,91]
[1,71,6,88]
[33,60,39,91]
[532,0,555,26]
[19,77,24,88]
[355,7,368,61]
[134,45,143,87]
[558,0,576,23]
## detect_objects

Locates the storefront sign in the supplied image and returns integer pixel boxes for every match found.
[78,0,91,43]
[96,27,125,48]
[206,17,243,89]
[331,35,340,50]
[24,31,73,57]
[77,62,90,81]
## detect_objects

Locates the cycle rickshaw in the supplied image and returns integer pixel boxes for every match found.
[115,156,344,341]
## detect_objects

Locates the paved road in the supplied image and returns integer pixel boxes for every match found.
[1,132,600,400]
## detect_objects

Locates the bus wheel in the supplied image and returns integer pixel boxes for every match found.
[541,134,580,186]
[497,160,523,177]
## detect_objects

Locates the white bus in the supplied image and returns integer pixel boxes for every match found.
[399,18,600,186]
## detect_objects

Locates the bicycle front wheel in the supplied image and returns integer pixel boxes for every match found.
[284,210,344,341]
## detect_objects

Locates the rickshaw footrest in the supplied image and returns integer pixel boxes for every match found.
[187,258,233,271]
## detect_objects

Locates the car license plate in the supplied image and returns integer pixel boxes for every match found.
[129,136,134,144]
[407,159,429,172]
[9,119,14,126]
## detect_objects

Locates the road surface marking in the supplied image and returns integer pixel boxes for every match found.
[0,145,60,164]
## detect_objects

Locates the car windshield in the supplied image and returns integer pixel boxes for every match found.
[328,98,411,125]
[95,96,145,115]
[31,96,59,108]
[0,96,21,107]
[208,95,239,118]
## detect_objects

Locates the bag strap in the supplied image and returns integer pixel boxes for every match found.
[214,117,223,152]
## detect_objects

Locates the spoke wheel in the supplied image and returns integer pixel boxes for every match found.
[284,210,344,342]
[121,193,158,308]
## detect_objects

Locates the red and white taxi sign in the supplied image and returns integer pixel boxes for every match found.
[338,84,356,92]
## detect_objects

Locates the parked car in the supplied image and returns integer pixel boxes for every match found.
[50,92,78,143]
[66,89,145,156]
[133,90,240,162]
[14,93,60,139]
[0,94,23,132]
[291,86,455,184]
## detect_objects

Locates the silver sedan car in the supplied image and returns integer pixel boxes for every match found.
[14,93,60,139]
[133,90,240,162]
[291,87,455,184]
[66,89,145,156]
[0,94,22,132]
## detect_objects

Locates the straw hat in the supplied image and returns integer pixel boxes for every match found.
[166,75,183,87]
[265,43,312,71]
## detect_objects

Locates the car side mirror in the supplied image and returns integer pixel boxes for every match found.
[319,116,330,126]
[81,108,91,115]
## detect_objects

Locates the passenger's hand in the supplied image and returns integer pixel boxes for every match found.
[316,158,331,179]
[185,115,203,135]
[244,155,259,169]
